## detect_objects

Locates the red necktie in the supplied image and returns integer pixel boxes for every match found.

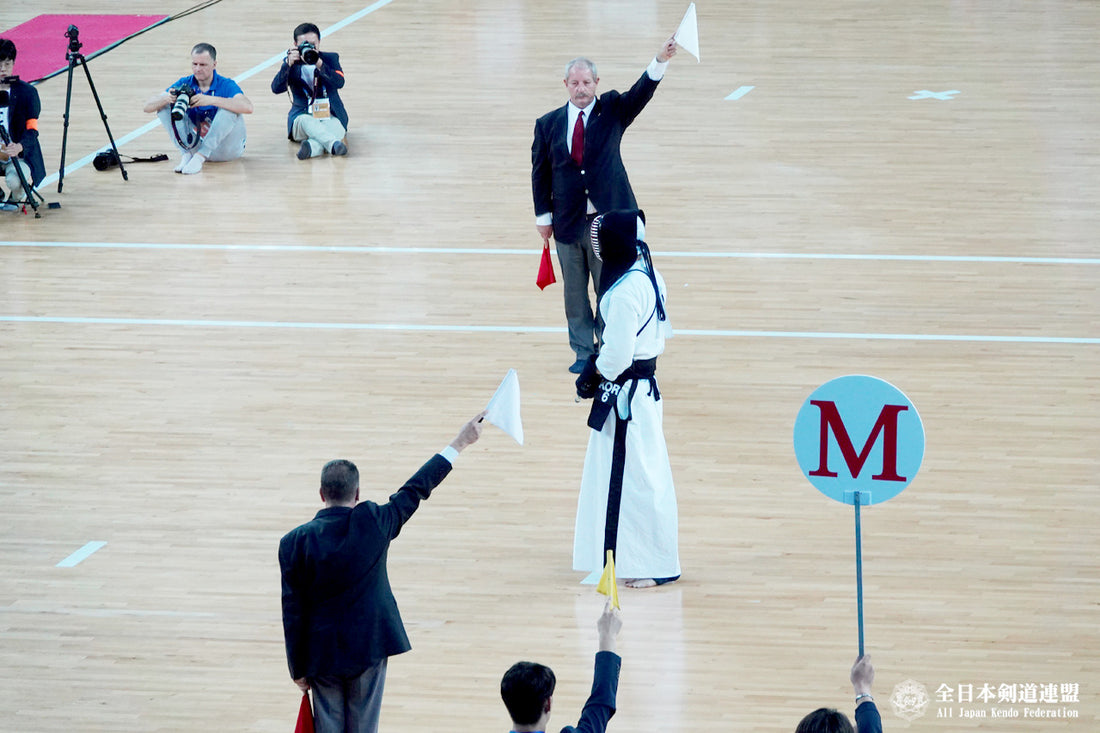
[571,111,584,165]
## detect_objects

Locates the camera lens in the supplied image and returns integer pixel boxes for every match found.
[299,42,319,65]
[171,90,191,121]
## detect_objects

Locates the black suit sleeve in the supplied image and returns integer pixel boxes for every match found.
[614,69,660,129]
[531,115,556,218]
[855,701,882,733]
[317,52,345,90]
[271,60,291,94]
[279,533,308,679]
[372,454,453,540]
[561,650,620,733]
[10,83,45,186]
[20,84,41,146]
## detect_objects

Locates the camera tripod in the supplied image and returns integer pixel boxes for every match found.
[58,25,127,193]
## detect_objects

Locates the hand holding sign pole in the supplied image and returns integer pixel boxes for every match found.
[793,375,924,655]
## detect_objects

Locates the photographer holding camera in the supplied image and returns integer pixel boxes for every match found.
[143,43,253,174]
[271,23,349,160]
[0,38,45,204]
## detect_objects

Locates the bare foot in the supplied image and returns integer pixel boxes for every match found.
[623,578,657,589]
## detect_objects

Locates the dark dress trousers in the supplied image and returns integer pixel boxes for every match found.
[279,454,451,680]
[531,71,661,246]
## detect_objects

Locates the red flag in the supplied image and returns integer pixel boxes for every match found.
[537,242,556,290]
[294,693,315,733]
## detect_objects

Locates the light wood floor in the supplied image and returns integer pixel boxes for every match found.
[1,1,1097,730]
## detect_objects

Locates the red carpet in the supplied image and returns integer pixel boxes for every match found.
[1,14,168,83]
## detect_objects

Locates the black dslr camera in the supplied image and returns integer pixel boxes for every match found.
[170,84,196,121]
[64,25,82,56]
[297,40,320,65]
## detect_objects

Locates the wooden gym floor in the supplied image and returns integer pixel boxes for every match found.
[1,0,1097,730]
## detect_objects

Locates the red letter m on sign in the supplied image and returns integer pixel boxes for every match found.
[808,400,908,482]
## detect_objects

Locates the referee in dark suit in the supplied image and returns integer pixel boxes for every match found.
[532,36,677,374]
[279,412,485,733]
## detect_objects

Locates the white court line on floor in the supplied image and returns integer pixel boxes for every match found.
[2,241,1098,265]
[3,315,1097,345]
[56,541,107,567]
[37,0,398,188]
[0,606,218,618]
[725,85,755,100]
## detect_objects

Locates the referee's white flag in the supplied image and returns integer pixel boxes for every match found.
[675,3,700,62]
[485,369,524,445]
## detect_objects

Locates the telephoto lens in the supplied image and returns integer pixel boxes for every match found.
[298,41,320,65]
[171,87,192,121]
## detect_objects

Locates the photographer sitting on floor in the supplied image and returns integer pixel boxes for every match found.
[271,23,349,160]
[143,42,253,175]
[0,38,45,204]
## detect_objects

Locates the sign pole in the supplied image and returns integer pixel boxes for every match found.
[854,491,865,657]
[794,375,925,660]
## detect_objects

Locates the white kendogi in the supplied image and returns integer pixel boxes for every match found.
[573,211,680,582]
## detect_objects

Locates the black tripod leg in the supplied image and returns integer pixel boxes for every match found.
[79,57,127,181]
[57,57,77,193]
[12,165,42,218]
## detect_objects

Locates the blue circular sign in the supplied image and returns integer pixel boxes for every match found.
[793,375,924,505]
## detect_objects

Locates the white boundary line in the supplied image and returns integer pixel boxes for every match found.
[0,606,218,618]
[56,541,107,567]
[3,316,1097,345]
[2,241,1098,266]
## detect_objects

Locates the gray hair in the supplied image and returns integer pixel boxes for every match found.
[564,57,597,80]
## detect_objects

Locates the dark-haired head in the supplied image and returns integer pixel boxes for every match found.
[0,38,17,63]
[293,23,321,42]
[501,661,556,727]
[795,707,855,733]
[320,459,359,504]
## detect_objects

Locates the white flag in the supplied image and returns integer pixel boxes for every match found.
[485,369,524,445]
[674,3,700,62]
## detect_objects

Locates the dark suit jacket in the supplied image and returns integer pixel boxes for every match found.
[855,700,882,733]
[270,50,349,139]
[532,70,660,245]
[279,454,451,679]
[560,650,621,733]
[3,79,46,186]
